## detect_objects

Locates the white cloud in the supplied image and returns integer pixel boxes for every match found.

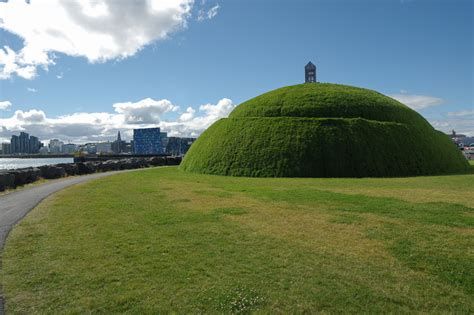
[163,98,234,136]
[27,87,37,93]
[13,109,47,123]
[0,46,40,79]
[199,98,234,118]
[0,97,235,143]
[179,107,196,121]
[388,93,444,110]
[447,109,474,117]
[0,0,194,79]
[56,72,64,79]
[113,98,179,124]
[198,4,219,21]
[0,101,12,110]
[429,108,474,137]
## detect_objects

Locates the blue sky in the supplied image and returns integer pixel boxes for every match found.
[0,0,472,143]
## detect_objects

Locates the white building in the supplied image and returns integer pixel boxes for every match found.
[62,143,77,154]
[49,139,64,153]
[39,146,49,154]
[95,142,113,154]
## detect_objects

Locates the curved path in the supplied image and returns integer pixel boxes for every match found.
[0,170,135,314]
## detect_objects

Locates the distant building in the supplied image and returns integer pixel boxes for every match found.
[166,137,196,156]
[81,143,97,154]
[49,139,63,153]
[122,142,133,153]
[29,136,40,154]
[161,132,169,149]
[62,143,77,154]
[305,61,316,83]
[19,132,29,154]
[133,127,167,155]
[448,130,474,148]
[112,131,126,154]
[1,143,11,155]
[95,142,113,154]
[3,132,43,155]
[39,146,49,154]
[10,135,20,154]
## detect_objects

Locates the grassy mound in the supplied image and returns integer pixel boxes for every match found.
[181,83,468,177]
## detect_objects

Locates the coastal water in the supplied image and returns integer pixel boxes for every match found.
[0,158,74,170]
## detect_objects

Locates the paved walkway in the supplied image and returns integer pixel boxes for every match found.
[0,170,132,314]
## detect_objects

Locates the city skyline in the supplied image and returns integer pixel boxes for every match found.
[0,0,472,143]
[0,128,196,156]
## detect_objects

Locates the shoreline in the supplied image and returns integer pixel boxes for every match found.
[0,153,171,160]
[0,156,181,193]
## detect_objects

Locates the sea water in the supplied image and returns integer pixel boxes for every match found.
[0,158,74,170]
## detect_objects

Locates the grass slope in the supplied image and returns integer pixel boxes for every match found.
[181,83,469,177]
[181,117,468,177]
[3,167,473,313]
[231,83,431,128]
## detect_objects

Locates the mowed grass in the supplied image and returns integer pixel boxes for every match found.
[3,167,474,313]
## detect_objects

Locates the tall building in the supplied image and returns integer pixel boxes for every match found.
[10,135,20,154]
[1,143,12,155]
[29,136,40,154]
[133,127,167,155]
[305,61,316,83]
[19,132,30,153]
[8,133,43,154]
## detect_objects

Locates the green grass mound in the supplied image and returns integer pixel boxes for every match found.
[181,83,469,177]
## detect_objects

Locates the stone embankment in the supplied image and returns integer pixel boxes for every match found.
[0,156,180,192]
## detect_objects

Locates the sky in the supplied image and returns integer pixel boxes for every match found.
[0,0,472,144]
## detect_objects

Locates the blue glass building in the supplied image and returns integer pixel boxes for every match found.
[133,127,167,155]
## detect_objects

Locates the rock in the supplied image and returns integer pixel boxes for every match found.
[134,158,149,168]
[85,162,98,173]
[98,160,121,172]
[1,157,173,193]
[56,163,78,176]
[10,169,29,186]
[118,159,135,170]
[76,162,96,175]
[149,156,166,166]
[166,156,182,165]
[25,168,41,183]
[8,168,40,186]
[39,165,66,179]
[0,172,15,191]
[95,162,107,172]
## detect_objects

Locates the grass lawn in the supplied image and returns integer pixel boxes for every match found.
[3,166,473,313]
